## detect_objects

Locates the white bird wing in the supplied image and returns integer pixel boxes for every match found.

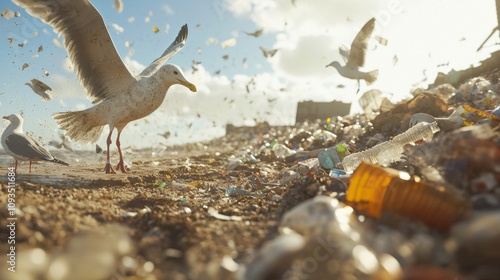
[12,0,135,104]
[30,79,53,100]
[5,133,54,161]
[346,17,375,68]
[31,79,52,91]
[139,24,188,77]
[339,45,350,63]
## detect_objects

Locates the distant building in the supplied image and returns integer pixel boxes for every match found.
[295,100,351,123]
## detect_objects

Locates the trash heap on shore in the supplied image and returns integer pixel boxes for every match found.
[237,71,500,280]
[2,71,499,280]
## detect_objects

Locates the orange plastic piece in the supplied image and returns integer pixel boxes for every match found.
[462,105,500,121]
[346,162,471,230]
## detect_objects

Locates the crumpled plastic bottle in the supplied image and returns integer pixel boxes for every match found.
[342,122,440,172]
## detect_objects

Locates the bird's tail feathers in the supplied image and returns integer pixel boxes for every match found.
[52,110,103,144]
[364,69,379,85]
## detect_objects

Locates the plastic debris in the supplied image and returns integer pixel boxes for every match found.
[1,8,15,19]
[207,207,242,221]
[243,232,305,280]
[225,185,250,197]
[346,162,471,230]
[317,144,349,169]
[329,168,347,177]
[271,143,295,158]
[342,122,440,172]
[114,0,124,13]
[221,38,237,49]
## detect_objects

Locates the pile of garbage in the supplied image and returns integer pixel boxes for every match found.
[235,73,500,279]
[2,73,499,280]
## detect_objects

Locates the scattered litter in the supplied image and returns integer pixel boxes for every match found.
[53,38,63,48]
[221,38,237,49]
[112,23,124,34]
[207,207,242,221]
[114,0,123,13]
[1,8,15,19]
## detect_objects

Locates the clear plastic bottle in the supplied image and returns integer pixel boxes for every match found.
[342,122,440,172]
[272,143,295,158]
[392,121,440,144]
[376,142,404,166]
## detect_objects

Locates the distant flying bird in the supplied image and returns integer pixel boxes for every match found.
[259,46,278,58]
[13,0,196,174]
[326,17,379,94]
[158,131,171,139]
[245,28,263,37]
[2,114,69,173]
[48,133,74,151]
[25,78,53,100]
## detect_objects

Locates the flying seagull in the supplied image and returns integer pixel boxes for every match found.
[326,18,379,94]
[48,133,74,151]
[25,78,53,100]
[245,28,263,37]
[13,0,197,174]
[259,46,278,58]
[1,114,69,173]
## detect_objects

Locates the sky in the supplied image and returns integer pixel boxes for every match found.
[0,0,499,150]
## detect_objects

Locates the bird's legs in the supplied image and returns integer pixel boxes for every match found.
[356,80,361,94]
[104,128,116,174]
[29,161,32,173]
[115,127,129,173]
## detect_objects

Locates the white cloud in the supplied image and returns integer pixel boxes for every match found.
[224,0,498,109]
[123,56,146,76]
[62,57,73,72]
[49,74,86,99]
[162,4,175,16]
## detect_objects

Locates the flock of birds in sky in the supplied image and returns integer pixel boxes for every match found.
[2,0,382,174]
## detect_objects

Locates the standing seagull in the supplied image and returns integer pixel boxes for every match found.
[13,0,197,174]
[1,114,69,173]
[326,18,379,94]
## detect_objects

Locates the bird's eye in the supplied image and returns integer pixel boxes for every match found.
[173,71,179,75]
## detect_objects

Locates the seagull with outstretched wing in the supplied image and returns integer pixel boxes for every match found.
[13,0,197,174]
[326,18,379,94]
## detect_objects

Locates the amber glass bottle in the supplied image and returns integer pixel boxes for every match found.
[346,162,471,230]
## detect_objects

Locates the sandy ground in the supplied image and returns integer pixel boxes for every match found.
[0,133,330,279]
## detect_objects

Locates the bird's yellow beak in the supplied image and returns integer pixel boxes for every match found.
[177,79,197,92]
